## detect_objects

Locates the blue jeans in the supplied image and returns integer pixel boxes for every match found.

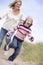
[8,36,23,61]
[0,28,8,47]
[4,32,14,51]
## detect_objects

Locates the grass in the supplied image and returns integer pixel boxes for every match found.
[0,37,6,50]
[21,42,43,63]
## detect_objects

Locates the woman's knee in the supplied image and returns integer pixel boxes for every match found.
[4,44,9,51]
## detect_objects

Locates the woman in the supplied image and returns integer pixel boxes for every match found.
[0,0,23,47]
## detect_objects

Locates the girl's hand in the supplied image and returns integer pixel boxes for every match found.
[29,36,34,42]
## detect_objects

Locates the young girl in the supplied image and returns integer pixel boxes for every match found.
[4,16,34,61]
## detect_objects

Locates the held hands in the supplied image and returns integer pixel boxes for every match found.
[6,29,14,36]
[6,31,11,36]
[29,36,34,42]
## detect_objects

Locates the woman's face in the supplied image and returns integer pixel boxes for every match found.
[14,1,21,9]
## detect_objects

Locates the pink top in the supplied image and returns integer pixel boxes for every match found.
[14,25,31,41]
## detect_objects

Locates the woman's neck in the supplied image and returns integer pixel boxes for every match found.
[12,8,20,15]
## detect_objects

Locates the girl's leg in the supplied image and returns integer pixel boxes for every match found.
[0,28,8,47]
[8,38,22,61]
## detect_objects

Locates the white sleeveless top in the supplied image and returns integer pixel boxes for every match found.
[2,9,23,30]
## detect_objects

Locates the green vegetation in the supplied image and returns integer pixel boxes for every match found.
[0,37,6,50]
[21,42,43,63]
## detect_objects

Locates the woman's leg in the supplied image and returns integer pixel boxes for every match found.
[4,32,14,51]
[0,28,8,47]
[8,38,22,61]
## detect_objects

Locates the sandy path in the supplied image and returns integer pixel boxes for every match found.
[0,48,37,65]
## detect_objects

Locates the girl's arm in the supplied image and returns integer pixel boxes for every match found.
[27,30,34,42]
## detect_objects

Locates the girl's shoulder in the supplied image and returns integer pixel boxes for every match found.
[19,25,31,30]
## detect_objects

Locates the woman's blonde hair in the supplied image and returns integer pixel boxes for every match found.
[9,0,22,8]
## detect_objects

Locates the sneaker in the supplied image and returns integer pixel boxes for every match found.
[8,57,14,61]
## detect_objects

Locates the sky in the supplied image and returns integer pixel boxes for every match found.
[0,0,43,43]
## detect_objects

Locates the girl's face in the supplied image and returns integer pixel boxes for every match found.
[14,2,21,9]
[25,18,33,27]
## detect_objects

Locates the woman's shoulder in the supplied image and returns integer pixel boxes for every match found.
[0,9,9,18]
[6,8,12,14]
